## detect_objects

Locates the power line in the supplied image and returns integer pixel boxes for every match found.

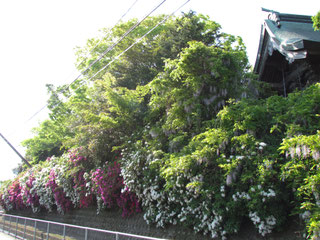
[45,0,141,103]
[25,102,48,123]
[24,0,168,125]
[88,0,191,80]
[3,0,191,169]
[66,0,167,89]
[2,0,191,170]
[57,0,191,96]
[8,0,140,129]
[75,0,140,77]
[32,0,191,118]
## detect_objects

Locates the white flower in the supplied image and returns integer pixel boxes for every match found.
[266,216,276,226]
[259,142,267,147]
[232,194,237,201]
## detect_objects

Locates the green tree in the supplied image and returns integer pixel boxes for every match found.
[21,12,251,166]
[21,84,75,165]
[145,40,248,152]
[21,119,65,164]
[312,11,320,31]
[61,74,146,165]
[23,11,249,165]
[75,11,227,89]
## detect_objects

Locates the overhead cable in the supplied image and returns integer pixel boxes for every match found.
[23,0,167,125]
[75,0,140,74]
[87,0,191,81]
[66,0,167,89]
[23,0,140,124]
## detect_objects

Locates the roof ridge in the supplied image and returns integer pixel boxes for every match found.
[262,8,313,24]
[278,13,313,24]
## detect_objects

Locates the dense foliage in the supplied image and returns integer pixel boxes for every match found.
[1,11,320,239]
[119,83,320,239]
[313,10,320,31]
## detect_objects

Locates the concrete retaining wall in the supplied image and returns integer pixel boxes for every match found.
[8,207,304,240]
[10,207,210,240]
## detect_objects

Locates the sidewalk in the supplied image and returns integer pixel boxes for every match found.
[0,231,16,239]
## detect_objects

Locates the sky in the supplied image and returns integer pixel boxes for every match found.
[0,0,317,181]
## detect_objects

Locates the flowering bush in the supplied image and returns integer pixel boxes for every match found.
[3,180,25,211]
[117,187,141,218]
[19,171,40,212]
[67,149,94,208]
[120,138,286,239]
[280,131,320,239]
[119,84,320,239]
[46,169,73,214]
[29,162,55,212]
[73,170,93,208]
[121,140,230,239]
[91,162,123,212]
[90,161,141,216]
[0,149,140,218]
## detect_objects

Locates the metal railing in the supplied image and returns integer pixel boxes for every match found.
[0,213,168,240]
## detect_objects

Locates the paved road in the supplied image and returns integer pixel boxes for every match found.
[0,231,16,239]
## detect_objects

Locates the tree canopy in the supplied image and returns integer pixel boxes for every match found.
[21,11,250,165]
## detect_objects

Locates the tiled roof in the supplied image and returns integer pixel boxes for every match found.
[254,9,320,73]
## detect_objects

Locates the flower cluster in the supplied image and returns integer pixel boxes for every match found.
[121,146,229,239]
[73,170,93,208]
[249,212,276,236]
[68,148,87,167]
[91,162,123,212]
[0,149,141,218]
[19,172,40,212]
[91,161,141,216]
[4,181,25,211]
[46,169,72,214]
[232,191,251,201]
[117,187,141,218]
[30,164,56,212]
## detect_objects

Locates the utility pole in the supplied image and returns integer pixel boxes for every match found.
[0,132,31,168]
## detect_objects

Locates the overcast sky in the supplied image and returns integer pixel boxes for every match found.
[0,0,317,181]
